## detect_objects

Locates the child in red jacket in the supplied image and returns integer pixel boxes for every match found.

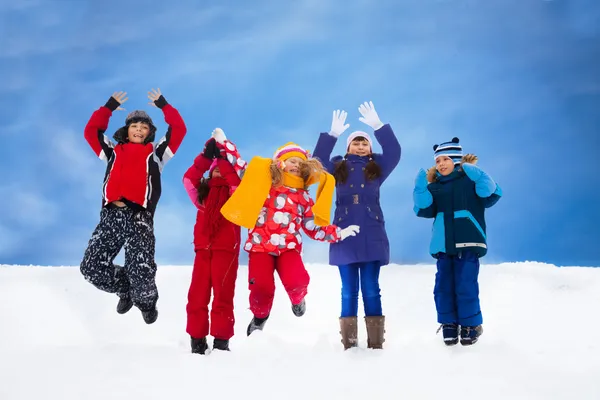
[80,89,187,324]
[183,128,246,354]
[221,142,360,335]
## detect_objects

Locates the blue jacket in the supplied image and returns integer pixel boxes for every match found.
[313,124,401,266]
[413,160,502,258]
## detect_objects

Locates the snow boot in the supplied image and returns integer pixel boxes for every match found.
[292,298,306,317]
[437,323,459,346]
[339,316,358,350]
[365,315,385,349]
[247,315,269,336]
[116,295,133,314]
[213,338,230,351]
[460,325,483,346]
[191,336,208,354]
[141,307,158,324]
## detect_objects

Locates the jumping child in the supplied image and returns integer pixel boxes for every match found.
[183,128,246,354]
[220,142,361,336]
[80,89,187,324]
[312,101,401,350]
[413,137,502,346]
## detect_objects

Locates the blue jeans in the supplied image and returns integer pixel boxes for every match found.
[338,261,382,317]
[434,251,482,326]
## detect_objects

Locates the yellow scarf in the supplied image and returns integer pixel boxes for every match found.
[220,156,335,229]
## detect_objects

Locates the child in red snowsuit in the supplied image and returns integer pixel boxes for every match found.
[220,142,360,336]
[183,128,246,354]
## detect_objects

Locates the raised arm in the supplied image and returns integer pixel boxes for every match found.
[212,129,247,193]
[83,92,127,162]
[182,140,214,209]
[358,101,401,182]
[312,110,350,173]
[150,89,187,166]
[461,162,502,208]
[413,168,437,218]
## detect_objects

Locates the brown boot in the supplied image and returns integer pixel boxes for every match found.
[339,316,358,350]
[365,315,385,349]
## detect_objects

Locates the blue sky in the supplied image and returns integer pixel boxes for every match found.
[1,0,598,267]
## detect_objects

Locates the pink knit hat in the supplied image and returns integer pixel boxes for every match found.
[209,159,219,176]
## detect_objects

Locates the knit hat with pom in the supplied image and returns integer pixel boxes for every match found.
[433,137,463,165]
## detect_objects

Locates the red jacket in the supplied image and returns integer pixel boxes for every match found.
[183,140,246,252]
[84,104,186,215]
[244,185,342,255]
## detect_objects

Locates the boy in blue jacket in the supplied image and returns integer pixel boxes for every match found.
[413,137,501,346]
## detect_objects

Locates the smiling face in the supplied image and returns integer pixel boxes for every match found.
[127,122,151,144]
[283,156,303,177]
[347,137,371,156]
[436,155,455,176]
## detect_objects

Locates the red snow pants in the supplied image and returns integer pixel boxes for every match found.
[248,250,310,318]
[186,249,239,340]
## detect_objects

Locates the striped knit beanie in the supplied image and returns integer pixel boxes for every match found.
[433,137,463,165]
[273,142,309,162]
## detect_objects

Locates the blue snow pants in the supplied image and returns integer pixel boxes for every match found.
[434,251,482,326]
[338,261,382,317]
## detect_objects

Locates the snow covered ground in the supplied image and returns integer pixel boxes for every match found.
[0,262,599,400]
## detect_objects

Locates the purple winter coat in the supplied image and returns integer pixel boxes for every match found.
[312,124,401,267]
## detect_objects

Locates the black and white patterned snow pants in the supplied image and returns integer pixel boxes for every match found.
[80,205,158,311]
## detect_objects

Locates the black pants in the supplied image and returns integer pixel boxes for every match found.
[80,205,158,311]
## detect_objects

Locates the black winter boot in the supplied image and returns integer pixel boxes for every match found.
[141,307,158,324]
[213,338,230,351]
[247,315,269,336]
[460,325,483,346]
[437,323,459,346]
[116,295,133,314]
[291,298,306,317]
[191,336,208,354]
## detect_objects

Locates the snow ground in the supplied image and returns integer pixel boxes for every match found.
[0,262,599,400]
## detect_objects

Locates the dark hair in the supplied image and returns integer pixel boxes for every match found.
[197,178,210,204]
[333,156,382,184]
[333,137,382,184]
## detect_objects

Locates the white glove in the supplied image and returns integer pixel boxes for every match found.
[329,110,350,138]
[358,101,384,130]
[212,128,227,144]
[339,225,360,240]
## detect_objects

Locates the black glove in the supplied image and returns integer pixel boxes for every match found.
[153,95,168,109]
[202,138,220,159]
[104,96,121,111]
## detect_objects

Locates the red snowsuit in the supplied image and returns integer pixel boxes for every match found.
[245,185,342,318]
[183,140,246,340]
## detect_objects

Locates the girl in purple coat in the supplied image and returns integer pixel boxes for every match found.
[312,101,401,350]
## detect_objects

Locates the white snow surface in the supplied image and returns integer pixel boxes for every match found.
[0,262,599,400]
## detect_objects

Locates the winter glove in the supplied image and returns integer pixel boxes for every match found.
[339,225,360,240]
[202,138,220,160]
[329,110,350,138]
[212,127,227,145]
[414,168,428,191]
[358,101,384,130]
[462,163,498,198]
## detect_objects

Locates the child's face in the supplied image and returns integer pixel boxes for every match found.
[127,122,150,144]
[211,167,221,178]
[347,138,371,156]
[436,156,455,176]
[283,157,302,176]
